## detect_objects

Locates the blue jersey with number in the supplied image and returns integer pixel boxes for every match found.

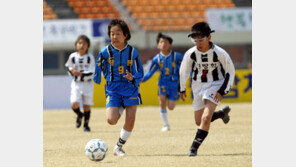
[142,51,184,84]
[93,43,143,96]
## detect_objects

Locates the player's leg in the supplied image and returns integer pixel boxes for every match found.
[159,94,170,131]
[113,105,136,156]
[194,108,204,126]
[70,83,84,128]
[71,102,83,128]
[81,82,94,132]
[189,99,217,156]
[113,92,141,156]
[82,104,91,132]
[105,93,122,125]
[167,100,176,110]
[167,84,179,110]
[106,107,120,125]
[211,106,231,123]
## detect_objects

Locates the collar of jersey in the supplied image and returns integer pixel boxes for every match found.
[159,50,172,58]
[110,43,129,52]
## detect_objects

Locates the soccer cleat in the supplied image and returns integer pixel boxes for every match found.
[113,145,126,156]
[221,106,231,124]
[161,125,170,132]
[76,114,83,128]
[83,125,91,132]
[188,148,198,156]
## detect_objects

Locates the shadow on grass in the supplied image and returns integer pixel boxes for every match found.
[128,152,252,157]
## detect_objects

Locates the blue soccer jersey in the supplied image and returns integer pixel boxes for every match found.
[94,43,144,107]
[142,51,184,100]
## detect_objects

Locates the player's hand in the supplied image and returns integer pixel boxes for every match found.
[180,92,186,101]
[213,92,222,103]
[123,70,133,81]
[71,69,82,77]
[141,79,144,83]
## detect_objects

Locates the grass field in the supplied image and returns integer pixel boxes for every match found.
[44,103,252,167]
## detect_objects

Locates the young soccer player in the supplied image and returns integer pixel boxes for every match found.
[93,19,144,156]
[65,35,95,132]
[141,33,183,132]
[179,22,235,156]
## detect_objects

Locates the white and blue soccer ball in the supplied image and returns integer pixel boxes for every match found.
[85,139,108,161]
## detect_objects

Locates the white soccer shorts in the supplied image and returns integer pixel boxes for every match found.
[70,81,94,105]
[192,80,224,111]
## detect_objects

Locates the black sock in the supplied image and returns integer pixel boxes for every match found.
[72,107,83,117]
[211,110,224,122]
[117,138,126,147]
[190,129,208,151]
[84,110,91,127]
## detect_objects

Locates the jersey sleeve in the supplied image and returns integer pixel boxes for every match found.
[93,52,103,84]
[142,57,159,82]
[217,50,235,96]
[130,48,144,87]
[65,54,75,75]
[179,50,194,92]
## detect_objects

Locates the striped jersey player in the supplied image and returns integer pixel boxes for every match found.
[179,22,235,156]
[65,35,95,132]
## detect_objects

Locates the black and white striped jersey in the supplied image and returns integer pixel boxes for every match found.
[179,43,235,96]
[65,52,95,82]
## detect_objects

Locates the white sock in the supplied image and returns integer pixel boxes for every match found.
[160,108,169,126]
[119,106,124,116]
[117,128,132,147]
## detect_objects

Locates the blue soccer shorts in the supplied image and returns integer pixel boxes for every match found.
[105,82,142,108]
[158,83,179,101]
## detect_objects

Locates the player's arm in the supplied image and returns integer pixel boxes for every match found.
[142,57,159,83]
[93,52,104,84]
[216,51,235,99]
[179,51,193,101]
[65,54,82,77]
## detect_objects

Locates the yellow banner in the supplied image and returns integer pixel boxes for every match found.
[93,69,252,107]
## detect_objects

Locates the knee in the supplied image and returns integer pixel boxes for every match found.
[168,105,175,110]
[83,105,90,111]
[72,102,79,109]
[107,118,117,125]
[201,114,212,125]
[195,120,201,126]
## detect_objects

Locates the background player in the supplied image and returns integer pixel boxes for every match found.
[65,35,95,132]
[93,19,143,156]
[179,22,235,156]
[142,33,183,132]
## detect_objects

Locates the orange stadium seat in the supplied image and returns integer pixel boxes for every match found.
[124,0,236,31]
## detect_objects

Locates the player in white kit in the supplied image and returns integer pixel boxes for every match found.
[179,22,235,156]
[65,35,95,132]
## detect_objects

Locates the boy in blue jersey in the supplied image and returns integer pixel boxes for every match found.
[141,33,184,132]
[93,19,143,156]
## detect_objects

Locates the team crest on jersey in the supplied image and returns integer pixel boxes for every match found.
[127,60,133,66]
[109,57,114,66]
[159,63,163,69]
[172,62,175,68]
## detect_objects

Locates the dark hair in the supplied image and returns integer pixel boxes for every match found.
[75,35,91,52]
[188,22,215,38]
[156,32,173,44]
[108,19,131,41]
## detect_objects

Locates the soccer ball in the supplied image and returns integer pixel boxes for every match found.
[85,139,108,161]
